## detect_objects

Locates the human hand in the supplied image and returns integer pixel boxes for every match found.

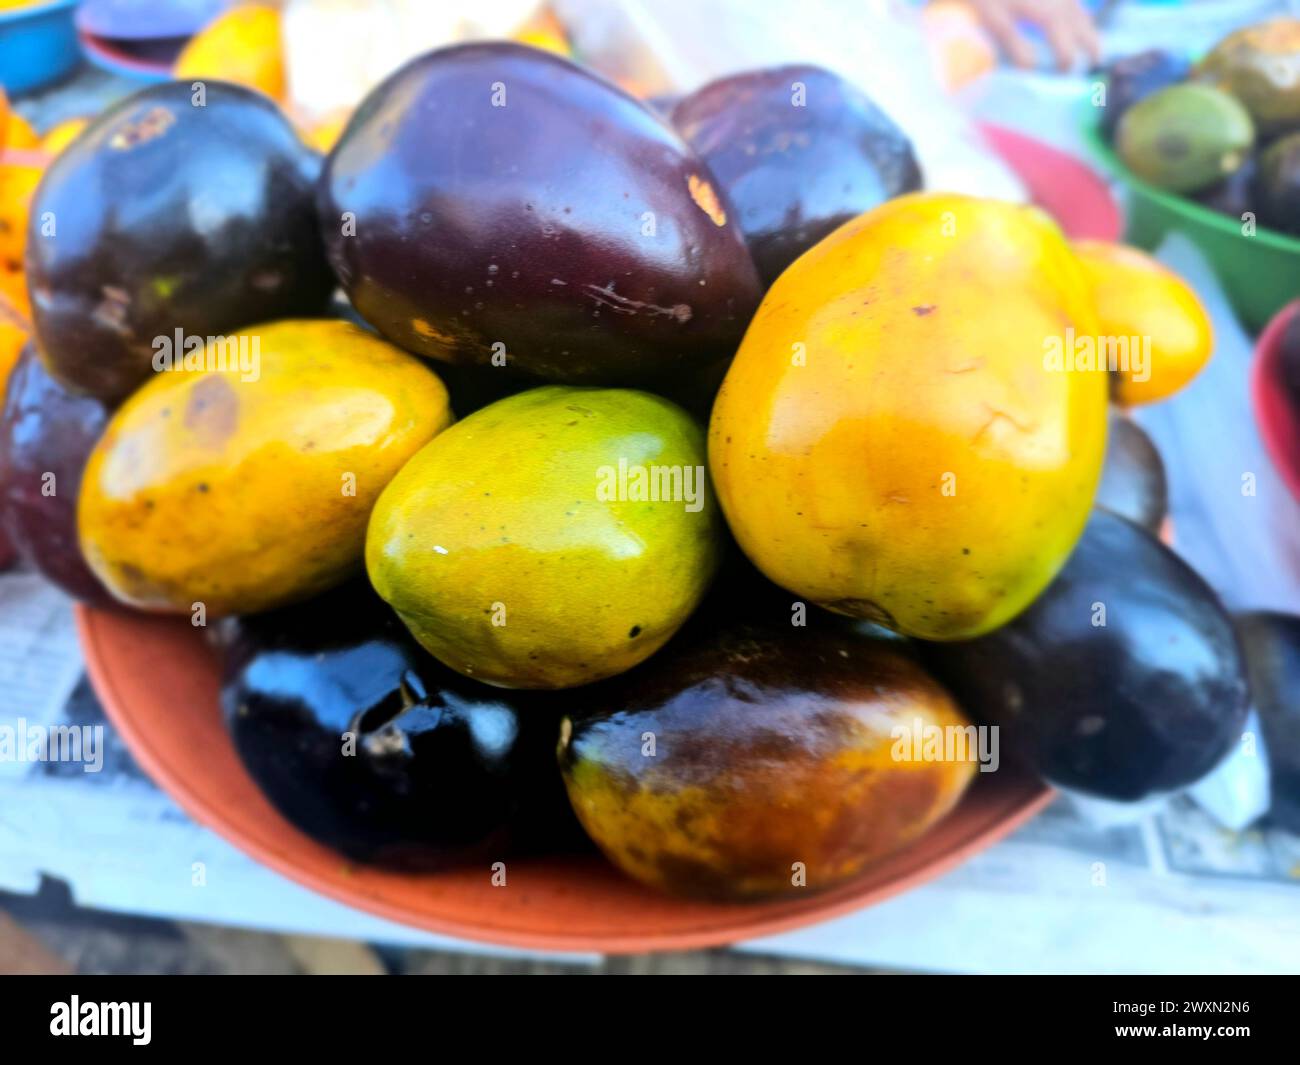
[963,0,1101,71]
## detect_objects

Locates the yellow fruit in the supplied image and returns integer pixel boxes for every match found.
[0,160,44,270]
[710,192,1109,641]
[1073,240,1213,406]
[78,320,452,616]
[174,4,285,101]
[40,116,90,157]
[3,112,38,150]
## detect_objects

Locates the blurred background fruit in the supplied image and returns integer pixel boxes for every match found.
[1098,49,1189,139]
[1116,83,1254,195]
[0,0,79,96]
[26,80,335,402]
[78,320,453,616]
[1197,17,1300,136]
[710,192,1108,641]
[319,42,761,390]
[1256,131,1300,237]
[670,64,921,288]
[923,510,1250,801]
[367,385,721,689]
[1094,412,1167,535]
[173,3,285,102]
[1234,611,1300,832]
[560,618,976,900]
[1072,239,1213,406]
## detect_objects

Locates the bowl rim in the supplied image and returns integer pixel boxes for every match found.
[76,605,1056,952]
[1078,107,1300,255]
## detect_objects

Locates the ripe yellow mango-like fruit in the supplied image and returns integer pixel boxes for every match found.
[710,192,1109,640]
[1072,240,1213,407]
[79,320,452,616]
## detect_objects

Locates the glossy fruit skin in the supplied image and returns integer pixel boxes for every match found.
[923,510,1249,801]
[1095,413,1167,534]
[671,64,921,287]
[319,42,761,388]
[710,192,1108,641]
[1256,132,1300,236]
[1198,18,1300,135]
[1234,612,1300,832]
[0,345,115,606]
[1073,240,1213,406]
[217,581,584,868]
[26,81,334,403]
[367,385,722,689]
[1101,50,1191,139]
[559,620,976,900]
[1116,83,1254,194]
[79,320,453,616]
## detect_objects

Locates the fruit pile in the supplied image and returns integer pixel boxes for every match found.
[1103,17,1300,233]
[0,41,1283,901]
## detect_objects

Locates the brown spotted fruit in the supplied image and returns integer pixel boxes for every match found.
[558,620,977,899]
[77,320,452,616]
[319,42,761,389]
[709,192,1108,641]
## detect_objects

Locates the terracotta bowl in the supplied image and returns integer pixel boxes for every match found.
[74,129,1108,952]
[1252,300,1300,506]
[78,607,1052,952]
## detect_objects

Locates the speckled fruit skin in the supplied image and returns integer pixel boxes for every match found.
[709,192,1108,641]
[671,64,921,287]
[78,320,452,616]
[366,386,722,689]
[0,345,115,607]
[1073,240,1213,407]
[923,510,1249,801]
[26,81,334,403]
[318,42,762,388]
[559,622,977,900]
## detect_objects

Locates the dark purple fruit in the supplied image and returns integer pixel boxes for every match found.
[26,80,335,402]
[671,65,921,287]
[1101,50,1190,139]
[0,344,115,607]
[1197,153,1257,218]
[319,42,761,389]
[1095,413,1167,534]
[1256,131,1300,235]
[1234,612,1300,832]
[923,509,1249,801]
[217,581,585,868]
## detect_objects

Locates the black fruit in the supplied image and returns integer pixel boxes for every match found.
[1234,612,1300,832]
[1095,413,1168,534]
[26,80,335,402]
[923,510,1249,801]
[217,581,585,868]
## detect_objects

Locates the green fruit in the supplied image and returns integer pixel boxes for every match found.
[1117,83,1254,193]
[365,386,722,689]
[1198,18,1300,136]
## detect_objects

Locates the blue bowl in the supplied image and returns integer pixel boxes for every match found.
[0,0,80,97]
